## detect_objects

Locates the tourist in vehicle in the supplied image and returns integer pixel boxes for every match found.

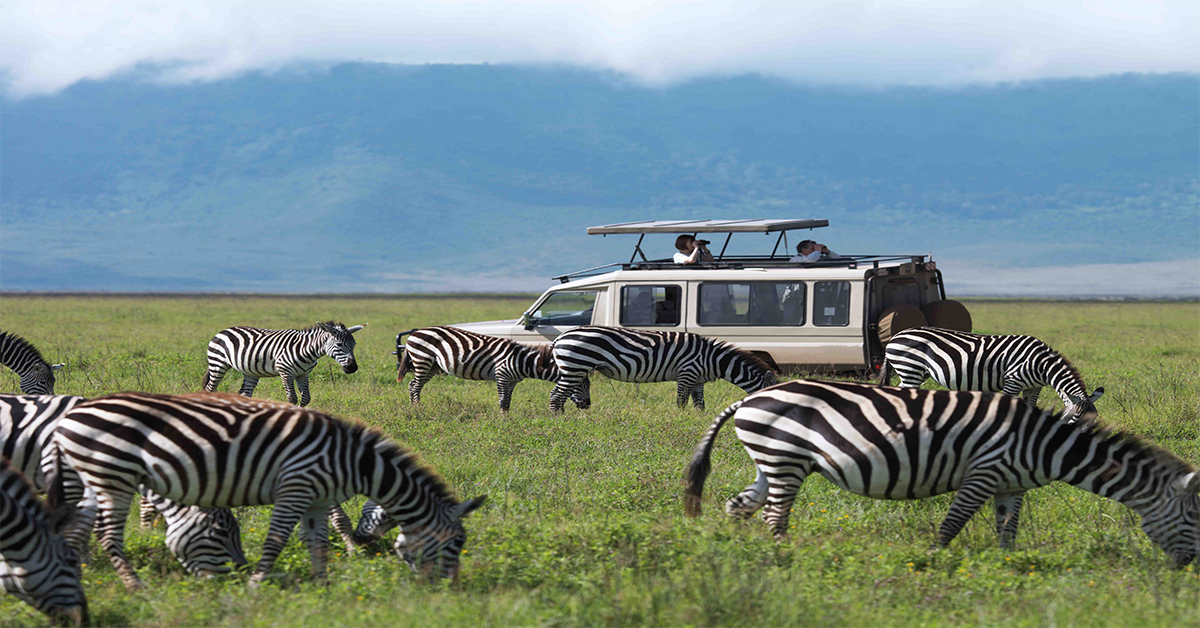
[673,235,714,264]
[790,240,840,263]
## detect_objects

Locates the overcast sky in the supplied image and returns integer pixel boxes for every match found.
[3,1,1196,97]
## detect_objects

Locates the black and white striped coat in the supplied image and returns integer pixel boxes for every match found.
[1,394,247,576]
[549,326,777,412]
[685,380,1199,566]
[203,321,365,406]
[0,331,63,395]
[397,326,584,411]
[880,328,1104,422]
[1,456,88,625]
[53,392,485,591]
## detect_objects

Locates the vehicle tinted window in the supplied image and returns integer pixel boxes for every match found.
[698,282,806,326]
[533,291,598,326]
[882,278,922,309]
[813,281,851,326]
[621,285,681,326]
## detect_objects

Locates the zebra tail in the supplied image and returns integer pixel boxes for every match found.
[202,369,211,390]
[684,399,744,517]
[396,351,413,382]
[876,359,893,386]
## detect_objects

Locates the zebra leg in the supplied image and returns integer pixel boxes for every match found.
[1020,387,1041,406]
[328,504,357,553]
[204,362,230,392]
[936,472,1001,548]
[138,494,161,529]
[93,490,145,590]
[550,373,586,414]
[690,383,706,410]
[725,468,771,518]
[281,373,299,405]
[675,374,699,408]
[249,493,312,587]
[296,374,311,407]
[239,375,260,397]
[300,506,332,582]
[994,490,1026,549]
[571,377,591,410]
[495,372,516,412]
[409,370,433,404]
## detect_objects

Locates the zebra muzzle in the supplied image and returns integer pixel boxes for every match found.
[342,362,359,374]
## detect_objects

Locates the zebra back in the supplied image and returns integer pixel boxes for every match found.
[0,456,88,624]
[403,326,508,381]
[0,331,62,395]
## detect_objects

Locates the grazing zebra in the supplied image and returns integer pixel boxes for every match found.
[397,326,586,411]
[548,326,777,413]
[53,392,486,590]
[203,321,365,406]
[349,500,394,546]
[879,327,1104,422]
[684,380,1199,566]
[1,456,88,625]
[0,331,64,395]
[1,394,247,575]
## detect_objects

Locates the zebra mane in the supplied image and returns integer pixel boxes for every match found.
[1070,417,1197,480]
[304,321,347,332]
[0,330,50,369]
[351,423,458,506]
[1040,344,1087,389]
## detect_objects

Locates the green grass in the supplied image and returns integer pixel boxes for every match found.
[2,296,1198,626]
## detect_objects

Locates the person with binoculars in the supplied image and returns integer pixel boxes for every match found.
[673,235,715,264]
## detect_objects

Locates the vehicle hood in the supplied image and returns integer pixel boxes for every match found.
[449,319,519,338]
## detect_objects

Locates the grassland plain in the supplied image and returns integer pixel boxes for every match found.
[1,295,1197,627]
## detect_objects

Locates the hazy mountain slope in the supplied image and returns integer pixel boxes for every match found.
[1,65,1196,292]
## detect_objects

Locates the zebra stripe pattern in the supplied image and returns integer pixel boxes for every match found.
[0,331,63,395]
[0,456,88,625]
[398,326,582,411]
[350,500,395,546]
[685,379,1199,566]
[1,394,247,576]
[203,321,365,406]
[880,327,1104,422]
[54,392,486,590]
[549,326,777,412]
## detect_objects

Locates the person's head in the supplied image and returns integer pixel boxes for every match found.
[675,235,695,253]
[797,240,816,255]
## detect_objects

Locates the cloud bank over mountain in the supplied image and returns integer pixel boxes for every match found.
[3,1,1197,96]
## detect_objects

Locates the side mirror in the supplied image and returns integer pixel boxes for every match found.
[521,313,537,331]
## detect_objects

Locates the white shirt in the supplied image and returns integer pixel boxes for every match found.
[789,249,840,263]
[674,249,701,264]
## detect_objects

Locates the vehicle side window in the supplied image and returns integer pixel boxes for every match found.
[621,285,681,326]
[532,291,598,326]
[698,282,806,326]
[813,281,851,326]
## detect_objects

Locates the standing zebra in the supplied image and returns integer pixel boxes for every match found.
[879,327,1104,422]
[1,456,88,625]
[684,380,1198,566]
[0,331,63,395]
[549,326,777,413]
[0,394,248,576]
[397,326,586,411]
[54,392,486,590]
[203,321,365,406]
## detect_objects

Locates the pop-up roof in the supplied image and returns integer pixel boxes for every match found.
[586,219,828,235]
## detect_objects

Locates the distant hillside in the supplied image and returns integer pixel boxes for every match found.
[1,65,1196,293]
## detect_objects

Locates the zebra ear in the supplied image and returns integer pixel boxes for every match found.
[348,324,366,333]
[51,363,65,371]
[450,495,487,520]
[1089,387,1104,403]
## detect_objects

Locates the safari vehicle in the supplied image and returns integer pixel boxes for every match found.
[449,219,970,373]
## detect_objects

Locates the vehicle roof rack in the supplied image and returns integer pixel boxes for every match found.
[587,218,828,235]
[551,254,930,283]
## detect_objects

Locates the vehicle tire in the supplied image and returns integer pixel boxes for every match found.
[877,305,927,344]
[921,299,972,332]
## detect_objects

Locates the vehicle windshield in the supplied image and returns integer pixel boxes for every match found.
[533,291,597,326]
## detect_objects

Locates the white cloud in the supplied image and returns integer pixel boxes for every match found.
[2,0,1196,96]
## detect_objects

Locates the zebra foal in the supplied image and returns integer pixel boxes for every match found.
[0,330,64,395]
[549,326,777,413]
[685,380,1198,566]
[879,327,1103,422]
[1,456,88,625]
[1,394,247,576]
[397,326,584,411]
[203,321,365,406]
[53,392,485,591]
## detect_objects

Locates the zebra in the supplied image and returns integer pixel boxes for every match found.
[878,327,1104,422]
[203,321,365,406]
[548,326,777,413]
[396,326,587,412]
[53,391,486,591]
[684,379,1199,566]
[1,394,247,576]
[349,500,394,547]
[1,455,88,625]
[0,331,64,395]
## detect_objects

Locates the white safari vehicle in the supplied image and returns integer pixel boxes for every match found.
[449,219,970,373]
